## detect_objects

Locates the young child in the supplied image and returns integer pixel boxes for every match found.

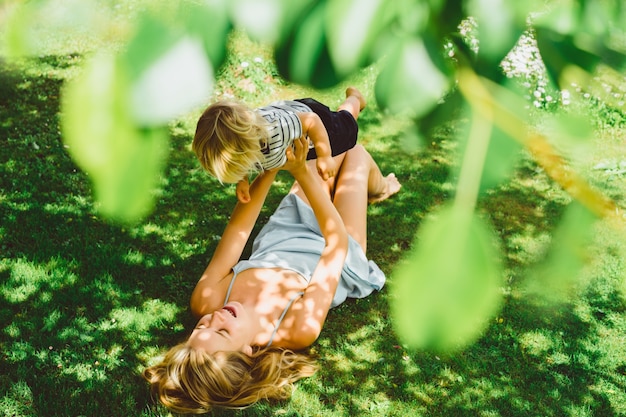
[192,87,366,203]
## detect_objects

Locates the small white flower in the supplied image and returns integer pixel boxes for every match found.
[241,61,249,68]
[254,57,263,63]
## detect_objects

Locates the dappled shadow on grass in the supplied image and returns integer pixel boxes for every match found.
[0,56,248,416]
[482,160,573,275]
[286,245,626,416]
[2,55,625,417]
[267,149,626,416]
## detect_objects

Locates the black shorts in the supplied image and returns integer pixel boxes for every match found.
[295,98,359,160]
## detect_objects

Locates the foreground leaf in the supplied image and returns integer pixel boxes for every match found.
[181,0,231,70]
[525,202,598,301]
[325,0,390,77]
[61,53,169,223]
[2,0,104,57]
[274,1,341,88]
[392,203,504,352]
[375,34,450,117]
[230,0,314,45]
[121,14,215,126]
[466,0,528,65]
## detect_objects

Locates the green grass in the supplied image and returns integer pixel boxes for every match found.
[2,31,626,417]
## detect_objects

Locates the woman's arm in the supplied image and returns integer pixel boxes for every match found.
[286,139,349,347]
[190,170,278,315]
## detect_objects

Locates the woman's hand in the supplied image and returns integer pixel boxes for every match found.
[283,137,309,177]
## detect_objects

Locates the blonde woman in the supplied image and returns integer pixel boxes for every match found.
[192,87,366,204]
[143,138,400,413]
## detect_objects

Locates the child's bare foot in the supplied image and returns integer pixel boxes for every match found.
[369,173,401,204]
[346,87,366,110]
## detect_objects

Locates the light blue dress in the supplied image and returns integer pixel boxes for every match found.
[224,193,386,345]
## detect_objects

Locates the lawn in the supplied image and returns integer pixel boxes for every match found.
[2,27,626,417]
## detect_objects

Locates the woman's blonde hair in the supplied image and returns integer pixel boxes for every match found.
[143,343,318,414]
[192,101,268,184]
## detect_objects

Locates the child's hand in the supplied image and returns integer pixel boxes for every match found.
[236,178,251,203]
[316,155,336,181]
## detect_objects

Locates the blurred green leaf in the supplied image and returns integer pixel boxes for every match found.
[455,78,526,193]
[325,0,390,77]
[398,122,427,154]
[2,0,103,57]
[417,90,464,143]
[532,1,626,84]
[536,0,622,40]
[427,0,465,39]
[375,34,450,117]
[128,37,214,126]
[579,0,615,38]
[274,1,341,89]
[392,203,504,352]
[122,13,182,83]
[121,13,215,125]
[61,53,169,223]
[535,27,599,88]
[480,124,523,192]
[540,109,594,158]
[525,202,598,300]
[393,0,429,35]
[180,0,231,70]
[230,0,314,45]
[427,0,446,15]
[466,0,527,65]
[97,126,169,224]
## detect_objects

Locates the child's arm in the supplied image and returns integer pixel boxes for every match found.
[298,112,336,181]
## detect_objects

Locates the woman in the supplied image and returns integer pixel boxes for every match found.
[143,138,401,413]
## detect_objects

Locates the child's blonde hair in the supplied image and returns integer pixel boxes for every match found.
[192,101,268,183]
[143,343,318,414]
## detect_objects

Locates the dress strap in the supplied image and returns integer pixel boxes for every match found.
[223,269,238,306]
[225,267,304,347]
[267,291,304,347]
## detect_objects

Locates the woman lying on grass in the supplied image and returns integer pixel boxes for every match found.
[143,138,400,413]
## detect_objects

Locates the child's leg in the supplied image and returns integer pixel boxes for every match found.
[332,145,400,253]
[297,92,363,160]
[337,87,367,121]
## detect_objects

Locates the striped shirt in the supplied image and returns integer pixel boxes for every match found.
[255,100,313,170]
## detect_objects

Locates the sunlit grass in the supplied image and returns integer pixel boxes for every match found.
[1,22,626,417]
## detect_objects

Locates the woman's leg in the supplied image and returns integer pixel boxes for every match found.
[289,152,347,203]
[337,87,367,120]
[332,145,400,253]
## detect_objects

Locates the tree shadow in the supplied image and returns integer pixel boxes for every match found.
[0,55,241,416]
[2,55,624,417]
[259,135,626,416]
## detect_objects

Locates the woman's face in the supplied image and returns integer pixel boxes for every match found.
[187,301,254,356]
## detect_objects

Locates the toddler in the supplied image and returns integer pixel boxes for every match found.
[192,87,366,203]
